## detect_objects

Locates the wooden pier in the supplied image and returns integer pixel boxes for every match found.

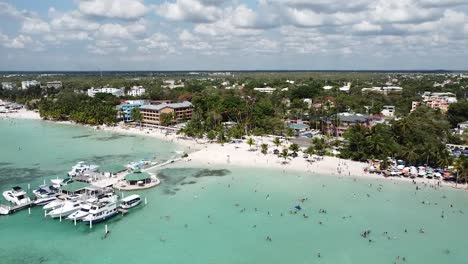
[0,201,34,215]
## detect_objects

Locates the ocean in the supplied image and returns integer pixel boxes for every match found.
[0,119,467,264]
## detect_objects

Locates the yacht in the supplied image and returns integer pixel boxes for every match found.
[50,177,73,188]
[67,203,93,221]
[82,200,118,224]
[2,186,31,206]
[34,196,57,206]
[43,194,80,210]
[47,200,82,218]
[68,161,99,177]
[32,185,58,199]
[119,194,141,209]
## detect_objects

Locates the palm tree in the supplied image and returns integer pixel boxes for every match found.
[247,137,255,150]
[289,143,300,157]
[261,143,268,155]
[280,148,290,164]
[273,137,281,149]
[312,137,327,156]
[454,156,468,183]
[401,144,418,165]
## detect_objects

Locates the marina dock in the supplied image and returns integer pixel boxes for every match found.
[0,201,34,215]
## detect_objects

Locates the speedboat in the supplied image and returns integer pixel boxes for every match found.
[119,194,141,209]
[67,203,92,221]
[82,200,118,224]
[2,186,31,206]
[43,198,65,210]
[50,177,73,188]
[68,161,99,177]
[32,185,58,199]
[47,200,82,218]
[43,194,80,210]
[34,196,57,206]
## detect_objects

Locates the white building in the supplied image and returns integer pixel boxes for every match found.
[323,85,333,90]
[253,87,276,94]
[361,86,403,95]
[339,82,351,92]
[1,82,16,90]
[381,106,396,117]
[162,79,185,89]
[127,86,146,97]
[46,81,62,89]
[87,87,124,97]
[21,80,40,89]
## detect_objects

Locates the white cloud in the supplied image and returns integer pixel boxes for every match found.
[156,0,223,23]
[21,18,51,34]
[79,0,149,19]
[50,11,100,31]
[138,33,175,53]
[3,34,33,49]
[352,21,382,32]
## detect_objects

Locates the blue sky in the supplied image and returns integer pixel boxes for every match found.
[0,0,468,71]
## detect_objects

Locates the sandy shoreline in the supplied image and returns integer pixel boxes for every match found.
[3,108,467,191]
[0,108,41,120]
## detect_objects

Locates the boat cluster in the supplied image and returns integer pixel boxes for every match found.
[1,181,142,224]
[1,160,145,222]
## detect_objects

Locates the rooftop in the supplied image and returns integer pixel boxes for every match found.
[60,182,90,193]
[124,172,151,182]
[140,101,192,111]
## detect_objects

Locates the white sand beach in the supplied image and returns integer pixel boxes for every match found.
[0,108,41,120]
[4,108,467,190]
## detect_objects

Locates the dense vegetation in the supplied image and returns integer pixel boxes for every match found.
[341,107,452,167]
[38,92,119,125]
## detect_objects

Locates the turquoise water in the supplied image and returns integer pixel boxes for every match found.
[1,120,468,264]
[0,119,183,190]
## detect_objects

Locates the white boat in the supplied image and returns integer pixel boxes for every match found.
[68,161,99,177]
[32,185,58,199]
[2,186,31,206]
[47,200,82,218]
[34,196,57,206]
[119,194,141,209]
[43,198,65,210]
[43,194,81,210]
[67,203,92,220]
[0,204,10,215]
[82,200,118,224]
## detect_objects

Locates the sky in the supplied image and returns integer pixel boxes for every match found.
[0,0,467,71]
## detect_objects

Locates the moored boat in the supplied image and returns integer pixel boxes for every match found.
[2,186,31,206]
[82,200,118,224]
[47,200,82,218]
[119,194,141,209]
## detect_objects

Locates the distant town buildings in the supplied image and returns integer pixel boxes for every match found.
[162,80,185,89]
[127,85,146,97]
[339,82,351,92]
[1,82,16,90]
[21,80,40,89]
[253,87,276,94]
[46,81,62,89]
[411,92,458,112]
[140,101,193,126]
[361,86,403,95]
[87,87,124,97]
[381,106,396,117]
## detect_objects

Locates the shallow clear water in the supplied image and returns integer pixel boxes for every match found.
[1,120,468,264]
